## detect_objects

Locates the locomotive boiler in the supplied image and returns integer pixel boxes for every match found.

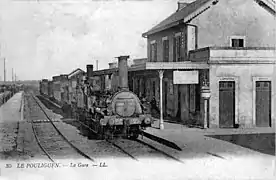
[86,56,153,139]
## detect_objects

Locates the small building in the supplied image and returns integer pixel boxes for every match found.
[189,47,275,128]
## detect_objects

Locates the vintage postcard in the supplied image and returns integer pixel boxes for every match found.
[0,0,275,179]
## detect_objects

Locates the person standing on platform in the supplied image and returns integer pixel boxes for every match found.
[150,96,160,117]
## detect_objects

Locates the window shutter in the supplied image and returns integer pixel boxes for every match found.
[163,40,166,62]
[151,44,155,62]
[150,44,152,62]
[177,36,181,61]
[166,40,169,62]
[154,43,157,62]
[175,37,179,62]
[173,38,176,62]
[163,40,169,62]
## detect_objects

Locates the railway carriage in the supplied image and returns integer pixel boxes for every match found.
[60,74,69,106]
[48,81,54,99]
[39,79,48,96]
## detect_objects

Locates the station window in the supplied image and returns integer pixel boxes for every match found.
[162,38,169,62]
[230,36,245,48]
[150,41,157,62]
[173,33,182,62]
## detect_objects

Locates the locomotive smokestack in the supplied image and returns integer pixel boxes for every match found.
[86,65,94,78]
[117,56,129,90]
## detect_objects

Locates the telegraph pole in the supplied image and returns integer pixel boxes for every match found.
[96,60,99,70]
[0,44,6,83]
[14,71,16,82]
[12,68,14,82]
[4,58,6,83]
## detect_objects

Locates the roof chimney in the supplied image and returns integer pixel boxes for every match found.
[177,0,190,11]
[86,64,94,78]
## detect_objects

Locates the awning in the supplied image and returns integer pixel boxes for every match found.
[130,61,209,71]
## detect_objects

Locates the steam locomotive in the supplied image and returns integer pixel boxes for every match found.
[39,56,153,139]
[82,56,153,139]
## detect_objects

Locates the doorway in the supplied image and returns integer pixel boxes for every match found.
[256,81,271,127]
[219,81,235,128]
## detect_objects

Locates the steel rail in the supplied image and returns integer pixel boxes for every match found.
[77,118,180,162]
[77,120,138,161]
[31,118,55,162]
[30,93,95,162]
[105,139,139,161]
[27,93,55,162]
[135,139,183,163]
[37,93,183,163]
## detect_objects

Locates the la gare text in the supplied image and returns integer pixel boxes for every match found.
[13,162,107,169]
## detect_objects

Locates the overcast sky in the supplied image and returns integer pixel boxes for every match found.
[0,0,181,80]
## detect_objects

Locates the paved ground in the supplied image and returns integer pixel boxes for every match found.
[0,92,24,160]
[207,133,275,155]
[143,119,275,179]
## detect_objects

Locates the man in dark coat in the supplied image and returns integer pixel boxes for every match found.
[150,96,160,115]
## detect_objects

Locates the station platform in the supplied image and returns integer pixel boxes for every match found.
[0,92,23,157]
[150,118,276,135]
[143,119,275,179]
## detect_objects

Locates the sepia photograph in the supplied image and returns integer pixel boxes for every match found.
[0,0,275,179]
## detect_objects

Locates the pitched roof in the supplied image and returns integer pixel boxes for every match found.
[68,68,85,79]
[142,0,219,37]
[254,0,276,15]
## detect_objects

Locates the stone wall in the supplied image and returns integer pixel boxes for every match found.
[191,0,276,48]
[209,63,275,128]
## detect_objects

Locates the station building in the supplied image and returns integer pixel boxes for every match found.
[92,0,276,128]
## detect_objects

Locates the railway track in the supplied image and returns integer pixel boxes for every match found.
[27,93,95,163]
[76,120,183,163]
[77,120,138,161]
[36,94,224,163]
[107,138,184,163]
[36,94,184,163]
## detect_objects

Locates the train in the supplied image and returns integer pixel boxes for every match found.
[39,56,153,139]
